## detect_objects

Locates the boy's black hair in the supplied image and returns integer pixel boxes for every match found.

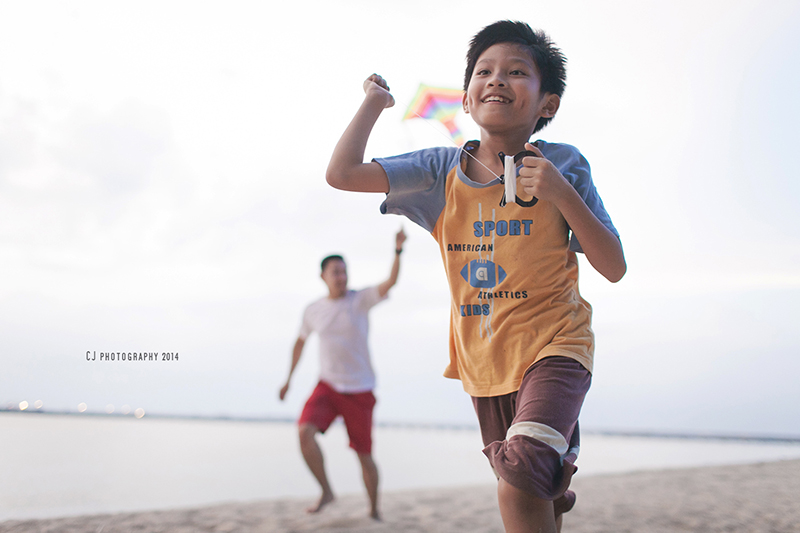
[320,254,345,273]
[464,20,567,133]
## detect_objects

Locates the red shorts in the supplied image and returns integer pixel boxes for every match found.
[299,381,376,455]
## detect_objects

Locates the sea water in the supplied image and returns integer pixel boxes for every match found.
[2,412,799,521]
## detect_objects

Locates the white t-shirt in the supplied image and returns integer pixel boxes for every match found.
[299,287,387,393]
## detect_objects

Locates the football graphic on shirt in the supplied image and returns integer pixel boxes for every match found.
[460,259,507,288]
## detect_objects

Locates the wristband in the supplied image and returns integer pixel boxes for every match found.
[395,248,403,254]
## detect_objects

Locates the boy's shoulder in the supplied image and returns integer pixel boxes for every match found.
[383,141,583,163]
[375,145,463,177]
[537,140,585,163]
[382,145,461,161]
[537,140,591,182]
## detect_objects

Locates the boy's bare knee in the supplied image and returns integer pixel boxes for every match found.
[498,478,556,532]
[498,478,550,511]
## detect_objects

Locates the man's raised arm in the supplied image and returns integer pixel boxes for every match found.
[378,228,407,297]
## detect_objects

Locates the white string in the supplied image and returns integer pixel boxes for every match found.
[406,103,525,208]
[486,206,496,341]
[402,101,503,181]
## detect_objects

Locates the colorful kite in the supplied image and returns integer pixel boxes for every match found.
[402,84,465,145]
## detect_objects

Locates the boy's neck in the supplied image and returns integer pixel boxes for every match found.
[467,134,532,184]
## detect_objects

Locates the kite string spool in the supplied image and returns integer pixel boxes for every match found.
[504,154,516,199]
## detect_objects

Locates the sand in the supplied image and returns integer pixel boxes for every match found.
[2,459,799,533]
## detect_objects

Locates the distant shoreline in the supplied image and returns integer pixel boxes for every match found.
[3,409,800,444]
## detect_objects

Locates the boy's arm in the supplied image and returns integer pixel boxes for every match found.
[519,143,627,283]
[378,228,407,297]
[326,74,394,193]
[278,337,305,400]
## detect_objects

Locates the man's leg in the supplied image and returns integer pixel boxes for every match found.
[340,390,379,519]
[297,382,339,513]
[298,423,335,513]
[358,452,380,520]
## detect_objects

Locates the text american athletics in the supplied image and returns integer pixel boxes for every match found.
[451,217,533,319]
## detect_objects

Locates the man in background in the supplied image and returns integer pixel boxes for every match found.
[279,228,406,520]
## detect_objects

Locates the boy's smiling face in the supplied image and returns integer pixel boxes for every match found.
[463,42,559,139]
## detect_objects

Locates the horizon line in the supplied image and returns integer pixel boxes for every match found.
[3,408,800,444]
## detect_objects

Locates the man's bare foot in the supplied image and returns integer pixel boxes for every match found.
[306,491,335,514]
[369,509,381,521]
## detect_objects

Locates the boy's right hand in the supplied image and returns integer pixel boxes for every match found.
[363,74,395,109]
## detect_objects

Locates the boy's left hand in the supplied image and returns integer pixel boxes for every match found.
[518,142,572,206]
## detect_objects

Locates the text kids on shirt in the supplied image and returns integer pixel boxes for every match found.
[325,20,626,533]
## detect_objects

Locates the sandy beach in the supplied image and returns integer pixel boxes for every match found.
[2,459,798,533]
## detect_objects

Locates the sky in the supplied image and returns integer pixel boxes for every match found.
[1,0,799,437]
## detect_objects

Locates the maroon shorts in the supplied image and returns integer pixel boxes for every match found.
[299,381,376,455]
[471,356,591,500]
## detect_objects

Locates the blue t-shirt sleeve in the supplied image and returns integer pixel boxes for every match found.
[374,147,457,232]
[540,142,620,253]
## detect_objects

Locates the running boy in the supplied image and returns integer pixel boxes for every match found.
[325,20,625,533]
